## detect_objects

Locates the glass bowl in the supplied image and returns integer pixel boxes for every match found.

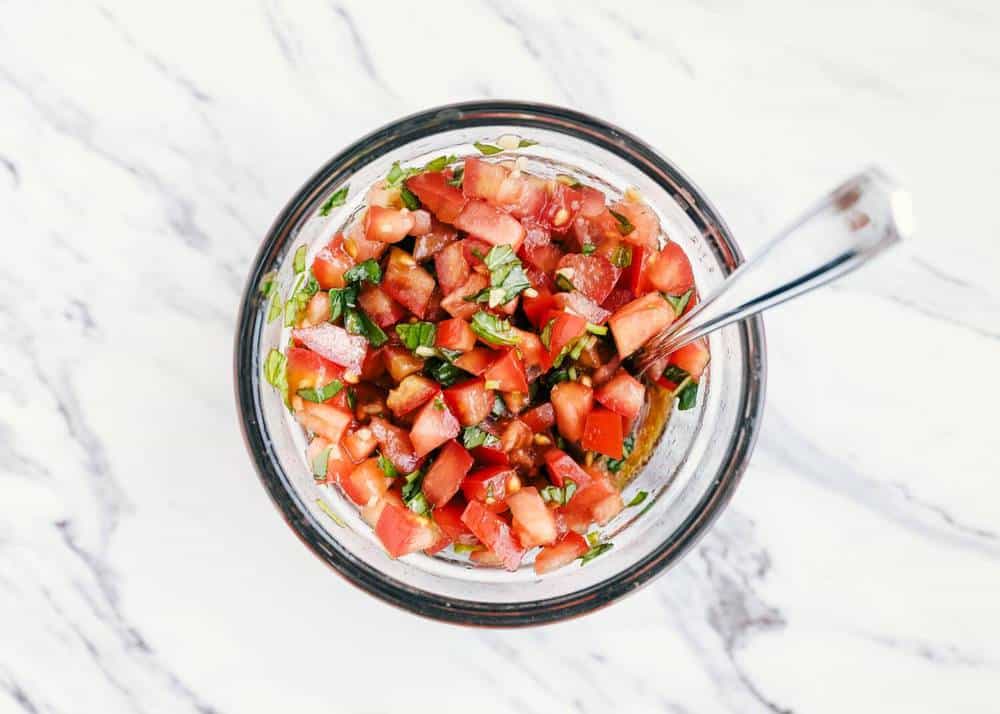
[234,101,766,626]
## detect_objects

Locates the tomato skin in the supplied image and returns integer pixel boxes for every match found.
[440,273,488,320]
[544,311,588,367]
[462,157,508,202]
[543,448,593,489]
[342,457,390,506]
[435,318,476,352]
[647,242,694,294]
[594,370,645,421]
[507,487,558,548]
[521,402,555,432]
[470,443,509,466]
[422,439,475,508]
[483,349,529,394]
[621,244,650,296]
[540,183,583,233]
[376,502,440,558]
[295,402,353,444]
[669,338,710,381]
[452,347,495,377]
[497,173,548,219]
[552,291,611,325]
[581,407,625,459]
[432,498,476,545]
[601,286,633,313]
[455,200,526,250]
[521,287,558,328]
[386,374,439,416]
[556,253,619,305]
[443,378,493,427]
[369,417,420,473]
[578,186,606,218]
[434,241,470,296]
[520,242,564,273]
[307,437,354,485]
[342,426,378,463]
[610,199,660,250]
[550,381,594,443]
[460,500,525,571]
[607,292,676,358]
[534,531,589,574]
[409,397,461,458]
[357,284,407,328]
[365,205,415,243]
[512,329,545,374]
[382,346,424,383]
[383,248,436,318]
[286,347,343,401]
[561,470,622,531]
[342,222,388,263]
[413,218,458,261]
[461,466,518,513]
[405,171,467,224]
[292,323,368,376]
[312,245,355,290]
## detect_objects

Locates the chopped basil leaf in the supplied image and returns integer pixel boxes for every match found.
[568,366,577,381]
[539,318,554,350]
[665,288,693,317]
[396,321,437,352]
[518,138,538,147]
[312,446,332,479]
[610,244,633,268]
[259,271,278,297]
[328,286,358,323]
[406,491,431,516]
[581,243,596,255]
[447,165,464,188]
[608,209,635,236]
[266,291,282,323]
[540,478,577,506]
[385,161,406,186]
[661,364,689,384]
[284,272,320,326]
[377,452,398,478]
[462,425,500,450]
[585,323,608,336]
[315,498,346,527]
[283,299,299,327]
[263,349,287,391]
[605,434,635,473]
[544,367,571,386]
[297,380,344,403]
[401,469,425,512]
[453,543,482,554]
[474,141,503,155]
[579,541,613,565]
[343,259,382,286]
[466,245,531,306]
[424,357,466,387]
[399,185,421,210]
[387,156,457,188]
[627,490,649,508]
[344,307,388,347]
[433,395,446,411]
[319,186,349,216]
[470,311,520,346]
[554,270,575,292]
[346,387,356,410]
[423,154,457,173]
[677,381,699,410]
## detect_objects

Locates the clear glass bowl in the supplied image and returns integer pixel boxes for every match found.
[234,101,766,626]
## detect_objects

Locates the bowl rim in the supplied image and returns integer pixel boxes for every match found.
[233,100,766,627]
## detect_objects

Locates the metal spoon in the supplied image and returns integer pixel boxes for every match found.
[634,167,912,375]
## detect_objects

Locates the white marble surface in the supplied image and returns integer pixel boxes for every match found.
[2,1,999,712]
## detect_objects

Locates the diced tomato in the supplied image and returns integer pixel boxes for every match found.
[376,502,440,558]
[443,377,493,427]
[521,217,551,250]
[369,417,420,473]
[455,200,526,250]
[520,242,564,273]
[461,237,494,269]
[460,500,525,571]
[312,245,355,290]
[434,241,470,296]
[610,199,660,250]
[413,219,458,261]
[622,244,651,296]
[543,448,593,489]
[483,349,528,394]
[342,223,388,263]
[561,470,623,531]
[500,419,533,453]
[540,183,583,233]
[512,329,544,374]
[308,437,352,485]
[669,338,710,381]
[497,173,548,219]
[440,273,488,320]
[594,370,645,421]
[421,439,475,507]
[521,402,555,432]
[366,180,401,208]
[581,407,625,459]
[301,292,331,327]
[507,487,558,548]
[432,498,476,545]
[461,466,519,513]
[647,242,694,294]
[285,347,343,400]
[405,171,467,224]
[357,284,407,328]
[578,186,606,218]
[342,457,390,506]
[407,209,431,237]
[383,248,435,318]
[435,318,476,352]
[342,426,378,463]
[552,291,611,325]
[360,489,403,528]
[295,402,352,443]
[550,381,594,443]
[386,374,439,416]
[556,253,619,305]
[382,346,424,383]
[534,531,589,574]
[471,442,509,466]
[544,311,588,366]
[521,287,558,328]
[409,396,461,457]
[607,292,675,358]
[601,286,633,313]
[452,347,494,377]
[292,323,368,375]
[365,205,415,243]
[462,157,508,202]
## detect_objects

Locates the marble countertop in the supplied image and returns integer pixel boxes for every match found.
[3,1,999,712]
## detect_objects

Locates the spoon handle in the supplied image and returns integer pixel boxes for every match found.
[637,167,911,372]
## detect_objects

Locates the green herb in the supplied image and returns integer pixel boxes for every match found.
[386,155,457,188]
[579,541,613,565]
[610,244,633,268]
[319,186,349,216]
[346,387,357,410]
[568,366,577,382]
[385,161,407,186]
[297,380,344,403]
[661,365,689,384]
[344,308,388,347]
[377,452,398,479]
[585,323,608,336]
[586,532,601,548]
[544,367,571,386]
[568,335,590,361]
[424,357,466,387]
[423,154,457,173]
[676,381,699,411]
[396,321,437,352]
[518,138,538,147]
[491,395,507,419]
[343,259,382,286]
[315,498,346,527]
[463,425,500,450]
[554,270,575,292]
[447,165,464,188]
[292,245,307,274]
[474,141,503,155]
[453,543,483,554]
[284,272,320,326]
[540,478,577,506]
[399,185,421,210]
[608,209,635,236]
[283,299,298,327]
[312,446,332,479]
[470,311,520,346]
[665,288,693,317]
[465,245,531,307]
[539,318,555,350]
[328,286,359,323]
[263,348,287,393]
[259,270,278,297]
[407,492,431,516]
[400,470,429,515]
[433,395,446,411]
[627,490,649,508]
[581,243,596,255]
[267,291,282,323]
[605,434,635,473]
